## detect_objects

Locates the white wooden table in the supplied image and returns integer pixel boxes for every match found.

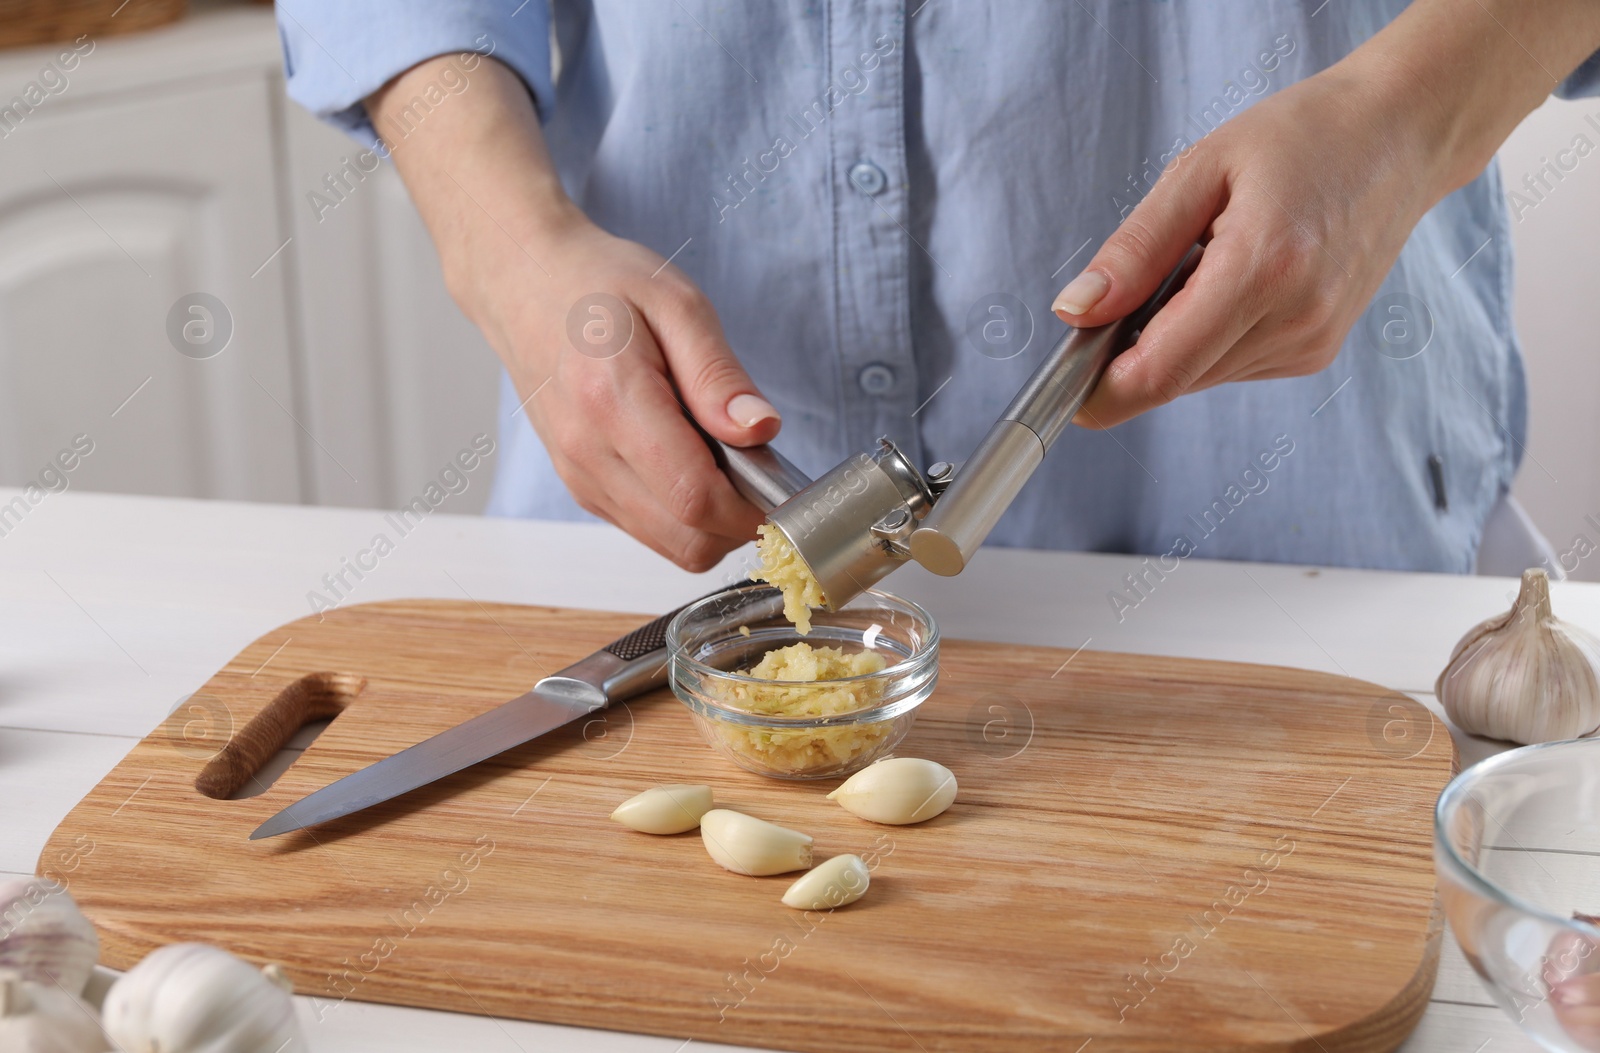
[4,486,1584,1052]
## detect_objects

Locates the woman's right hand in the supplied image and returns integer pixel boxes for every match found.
[370,55,780,572]
[457,213,782,572]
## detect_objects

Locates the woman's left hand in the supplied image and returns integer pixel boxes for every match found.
[1052,0,1600,429]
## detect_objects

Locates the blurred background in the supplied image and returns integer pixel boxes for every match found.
[0,0,1596,577]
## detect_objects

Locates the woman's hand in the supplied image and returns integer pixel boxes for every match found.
[1053,0,1600,430]
[371,56,778,572]
[461,211,778,572]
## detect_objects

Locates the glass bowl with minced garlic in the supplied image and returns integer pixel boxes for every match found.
[666,584,939,780]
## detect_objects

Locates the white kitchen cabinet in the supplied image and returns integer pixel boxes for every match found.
[281,103,503,510]
[1501,95,1600,582]
[0,67,302,502]
[0,1,500,512]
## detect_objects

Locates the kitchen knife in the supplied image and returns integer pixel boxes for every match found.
[249,580,777,840]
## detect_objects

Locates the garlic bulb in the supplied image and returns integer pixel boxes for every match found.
[0,968,110,1052]
[699,809,813,875]
[102,944,305,1053]
[827,757,957,825]
[0,878,99,995]
[782,855,870,910]
[611,785,714,834]
[1436,569,1600,744]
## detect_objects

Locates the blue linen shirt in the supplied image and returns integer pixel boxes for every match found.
[278,1,1600,573]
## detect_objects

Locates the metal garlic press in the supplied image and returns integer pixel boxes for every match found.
[713,245,1203,610]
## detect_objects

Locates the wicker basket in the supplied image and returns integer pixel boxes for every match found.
[0,0,188,50]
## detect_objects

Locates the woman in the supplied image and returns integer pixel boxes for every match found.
[278,1,1600,574]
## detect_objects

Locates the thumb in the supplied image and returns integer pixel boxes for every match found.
[647,284,781,448]
[1052,153,1223,328]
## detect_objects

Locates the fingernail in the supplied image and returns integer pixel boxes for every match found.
[727,393,780,428]
[1052,270,1110,316]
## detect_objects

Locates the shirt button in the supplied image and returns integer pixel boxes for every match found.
[858,362,896,395]
[849,161,887,196]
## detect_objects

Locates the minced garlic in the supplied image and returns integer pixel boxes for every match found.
[754,523,825,635]
[709,641,890,775]
[727,642,886,715]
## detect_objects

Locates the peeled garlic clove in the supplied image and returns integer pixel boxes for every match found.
[1436,569,1600,744]
[0,878,100,996]
[1543,919,1600,990]
[827,757,957,825]
[782,855,870,910]
[103,943,305,1053]
[699,809,813,876]
[1551,972,1600,1049]
[610,785,714,834]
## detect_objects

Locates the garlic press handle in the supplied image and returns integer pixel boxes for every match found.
[910,244,1205,576]
[709,438,813,512]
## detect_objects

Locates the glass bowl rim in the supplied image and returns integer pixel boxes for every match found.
[665,583,940,689]
[1434,737,1600,940]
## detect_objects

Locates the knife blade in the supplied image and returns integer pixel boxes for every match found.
[249,579,776,839]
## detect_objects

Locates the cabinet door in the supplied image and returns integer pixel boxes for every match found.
[282,101,501,512]
[1502,97,1600,581]
[0,74,303,502]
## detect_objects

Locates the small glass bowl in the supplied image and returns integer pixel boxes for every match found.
[666,584,939,780]
[1436,738,1600,1052]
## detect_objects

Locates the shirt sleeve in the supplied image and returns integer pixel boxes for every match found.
[1557,47,1600,99]
[275,0,555,147]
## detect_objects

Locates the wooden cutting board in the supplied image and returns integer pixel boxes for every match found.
[40,599,1454,1052]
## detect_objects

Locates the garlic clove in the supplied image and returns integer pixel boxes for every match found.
[1543,917,1600,990]
[103,943,305,1053]
[1551,972,1600,1050]
[782,855,870,910]
[0,967,111,1052]
[1436,569,1600,744]
[1541,914,1600,1047]
[610,785,714,834]
[0,878,100,996]
[826,757,957,825]
[699,809,813,876]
